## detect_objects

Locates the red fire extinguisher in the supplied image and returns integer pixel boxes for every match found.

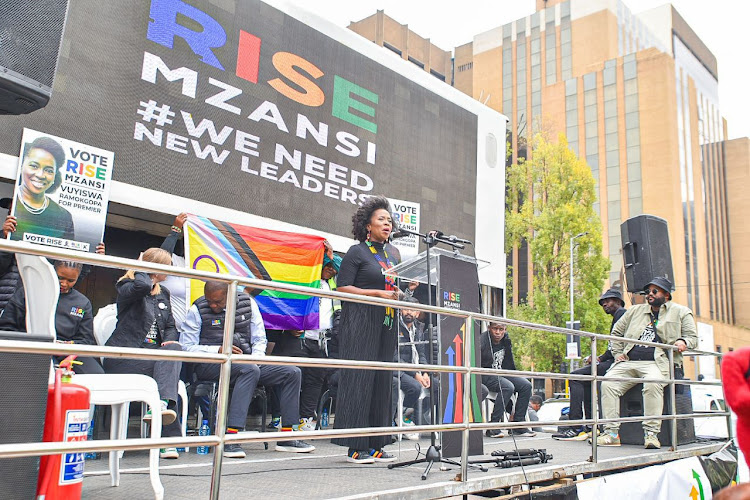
[37,355,91,500]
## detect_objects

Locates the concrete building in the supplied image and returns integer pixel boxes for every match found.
[348,10,452,83]
[349,0,750,358]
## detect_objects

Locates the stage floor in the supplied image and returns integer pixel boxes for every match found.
[80,429,727,499]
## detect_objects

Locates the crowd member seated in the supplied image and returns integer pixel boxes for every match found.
[180,280,315,457]
[103,247,183,459]
[0,259,104,374]
[480,322,535,437]
[596,277,697,449]
[553,288,626,441]
[0,214,20,314]
[297,243,341,431]
[392,297,430,440]
[527,395,544,432]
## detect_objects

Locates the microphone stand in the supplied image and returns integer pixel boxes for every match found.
[388,229,487,479]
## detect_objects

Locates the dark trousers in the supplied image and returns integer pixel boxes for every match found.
[568,359,614,424]
[103,343,183,437]
[482,375,532,423]
[197,362,302,428]
[299,338,328,419]
[391,374,425,422]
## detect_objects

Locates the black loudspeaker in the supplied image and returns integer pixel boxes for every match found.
[620,215,674,293]
[619,383,696,446]
[0,331,54,499]
[0,0,69,114]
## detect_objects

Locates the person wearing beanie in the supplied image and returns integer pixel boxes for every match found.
[553,287,626,441]
[596,276,697,449]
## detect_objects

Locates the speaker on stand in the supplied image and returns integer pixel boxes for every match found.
[620,215,674,293]
[0,0,70,114]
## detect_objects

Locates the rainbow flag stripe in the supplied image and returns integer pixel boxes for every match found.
[185,215,325,330]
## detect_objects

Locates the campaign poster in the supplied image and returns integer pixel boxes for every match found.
[9,128,114,252]
[388,197,421,259]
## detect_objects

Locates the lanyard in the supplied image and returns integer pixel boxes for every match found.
[366,241,396,327]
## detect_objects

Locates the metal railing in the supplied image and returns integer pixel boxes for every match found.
[0,239,730,499]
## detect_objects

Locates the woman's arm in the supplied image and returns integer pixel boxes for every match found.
[336,285,399,300]
[116,271,153,302]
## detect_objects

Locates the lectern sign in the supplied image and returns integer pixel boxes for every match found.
[437,254,483,458]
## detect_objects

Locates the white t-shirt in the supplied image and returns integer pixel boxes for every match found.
[161,254,187,332]
[305,280,333,341]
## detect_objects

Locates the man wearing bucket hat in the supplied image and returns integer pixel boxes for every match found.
[553,288,626,441]
[296,241,343,431]
[596,276,697,449]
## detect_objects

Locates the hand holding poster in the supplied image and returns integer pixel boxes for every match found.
[9,128,114,252]
[185,215,325,330]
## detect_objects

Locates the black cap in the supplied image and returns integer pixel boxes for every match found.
[644,277,674,296]
[598,288,625,307]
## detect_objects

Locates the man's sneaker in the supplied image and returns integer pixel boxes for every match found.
[223,443,246,458]
[509,428,537,437]
[402,417,416,427]
[159,447,179,459]
[267,417,281,431]
[298,417,316,431]
[347,449,375,464]
[369,449,397,463]
[404,432,421,441]
[644,432,661,449]
[593,432,621,447]
[485,429,506,438]
[276,439,315,453]
[144,400,177,426]
[552,428,588,441]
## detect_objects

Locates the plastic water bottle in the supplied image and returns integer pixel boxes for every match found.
[321,406,329,428]
[84,416,99,460]
[197,420,210,455]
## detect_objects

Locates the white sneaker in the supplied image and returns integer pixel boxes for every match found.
[298,417,316,431]
[144,400,177,426]
[404,432,420,441]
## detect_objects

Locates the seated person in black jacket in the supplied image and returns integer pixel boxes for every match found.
[391,297,430,435]
[0,260,104,375]
[552,287,626,441]
[480,322,535,437]
[180,280,315,458]
[103,247,183,458]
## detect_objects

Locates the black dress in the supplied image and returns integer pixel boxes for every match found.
[332,241,399,451]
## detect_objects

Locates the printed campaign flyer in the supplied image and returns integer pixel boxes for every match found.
[9,128,114,252]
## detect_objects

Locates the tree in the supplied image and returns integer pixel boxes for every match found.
[505,133,611,373]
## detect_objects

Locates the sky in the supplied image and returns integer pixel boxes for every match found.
[286,0,750,140]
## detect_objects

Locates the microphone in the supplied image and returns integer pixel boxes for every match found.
[390,229,412,240]
[445,235,472,245]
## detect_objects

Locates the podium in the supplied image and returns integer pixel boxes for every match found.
[388,248,485,458]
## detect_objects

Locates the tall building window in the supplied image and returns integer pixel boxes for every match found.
[545,7,556,85]
[560,2,572,80]
[583,72,599,215]
[565,78,578,155]
[623,54,642,217]
[530,13,542,127]
[502,24,513,125]
[516,21,528,143]
[675,67,694,311]
[603,60,621,286]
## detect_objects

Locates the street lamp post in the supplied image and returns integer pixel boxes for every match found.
[569,232,588,326]
[567,232,588,362]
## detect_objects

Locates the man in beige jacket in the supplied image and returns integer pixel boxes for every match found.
[596,277,697,449]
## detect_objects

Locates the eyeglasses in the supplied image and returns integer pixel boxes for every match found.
[645,288,661,295]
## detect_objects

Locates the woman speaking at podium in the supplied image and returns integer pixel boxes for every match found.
[333,195,402,464]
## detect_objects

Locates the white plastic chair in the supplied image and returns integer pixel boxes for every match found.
[93,305,189,450]
[16,255,164,500]
[75,374,164,500]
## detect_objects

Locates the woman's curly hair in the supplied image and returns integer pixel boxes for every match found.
[351,195,394,242]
